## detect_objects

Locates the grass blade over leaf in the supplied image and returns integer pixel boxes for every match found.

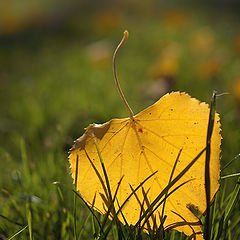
[161,149,183,219]
[134,147,206,231]
[204,91,216,240]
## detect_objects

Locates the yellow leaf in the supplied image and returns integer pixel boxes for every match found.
[69,91,221,239]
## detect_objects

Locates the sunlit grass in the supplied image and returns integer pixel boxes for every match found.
[0,2,240,239]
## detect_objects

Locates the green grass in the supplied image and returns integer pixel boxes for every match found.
[1,1,240,239]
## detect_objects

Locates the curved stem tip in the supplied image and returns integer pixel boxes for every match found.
[113,30,134,119]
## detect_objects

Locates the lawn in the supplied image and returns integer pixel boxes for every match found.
[0,1,240,239]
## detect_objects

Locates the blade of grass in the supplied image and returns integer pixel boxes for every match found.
[20,138,31,185]
[53,183,64,203]
[84,150,109,203]
[93,139,124,240]
[169,229,176,240]
[220,181,227,209]
[221,173,240,179]
[204,91,216,240]
[221,153,240,172]
[135,147,206,230]
[94,139,114,206]
[103,171,158,238]
[8,225,28,240]
[73,190,103,234]
[155,214,167,240]
[116,171,157,216]
[74,155,79,240]
[210,188,219,239]
[230,214,240,237]
[105,145,205,238]
[0,214,23,227]
[161,149,182,219]
[141,187,157,233]
[166,220,202,233]
[138,179,194,233]
[128,186,151,236]
[116,198,129,228]
[223,177,240,224]
[85,149,124,238]
[213,213,225,240]
[27,208,32,240]
[78,211,93,240]
[170,211,196,239]
[91,212,96,238]
[101,176,124,231]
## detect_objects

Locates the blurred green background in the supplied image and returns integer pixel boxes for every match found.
[0,0,240,238]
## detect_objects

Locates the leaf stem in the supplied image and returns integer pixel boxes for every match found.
[113,30,134,119]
